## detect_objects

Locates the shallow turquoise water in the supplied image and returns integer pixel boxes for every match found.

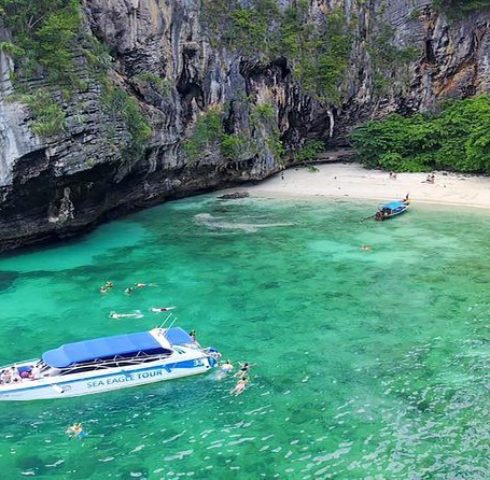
[0,196,488,479]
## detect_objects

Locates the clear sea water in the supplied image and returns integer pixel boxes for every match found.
[0,196,488,479]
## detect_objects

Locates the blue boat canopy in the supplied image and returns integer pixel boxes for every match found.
[381,200,405,210]
[165,327,194,346]
[42,331,171,368]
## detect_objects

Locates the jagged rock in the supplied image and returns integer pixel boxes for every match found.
[217,192,250,200]
[0,0,489,250]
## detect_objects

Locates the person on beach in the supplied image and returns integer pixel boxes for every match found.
[425,174,435,184]
[231,378,249,396]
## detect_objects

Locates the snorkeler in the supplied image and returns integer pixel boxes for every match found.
[66,423,87,440]
[109,310,144,320]
[150,306,176,313]
[100,281,114,294]
[234,362,253,380]
[230,378,249,396]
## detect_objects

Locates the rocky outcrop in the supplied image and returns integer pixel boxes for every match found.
[0,0,489,251]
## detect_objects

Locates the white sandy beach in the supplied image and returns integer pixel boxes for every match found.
[222,163,490,210]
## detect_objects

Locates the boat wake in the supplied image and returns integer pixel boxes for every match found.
[194,213,293,233]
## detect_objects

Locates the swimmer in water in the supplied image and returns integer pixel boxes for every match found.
[100,281,114,294]
[220,360,234,373]
[124,287,133,296]
[150,306,176,313]
[230,378,249,396]
[66,423,86,440]
[135,283,157,288]
[360,245,372,252]
[234,362,253,380]
[109,310,144,320]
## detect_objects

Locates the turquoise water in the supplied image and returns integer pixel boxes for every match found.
[0,196,488,479]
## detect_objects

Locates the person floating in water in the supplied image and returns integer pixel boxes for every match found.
[150,306,176,313]
[230,377,249,396]
[66,423,87,440]
[109,310,143,320]
[234,362,253,380]
[135,283,157,288]
[360,245,372,252]
[100,281,114,294]
[220,360,234,374]
[124,287,133,296]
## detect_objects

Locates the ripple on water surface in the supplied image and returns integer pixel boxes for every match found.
[0,197,488,479]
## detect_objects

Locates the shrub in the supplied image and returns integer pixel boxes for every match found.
[19,91,65,136]
[294,140,325,163]
[101,82,152,159]
[0,0,81,85]
[350,96,490,173]
[183,107,223,161]
[133,72,172,97]
[433,0,490,13]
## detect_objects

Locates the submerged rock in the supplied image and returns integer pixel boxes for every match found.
[217,192,250,200]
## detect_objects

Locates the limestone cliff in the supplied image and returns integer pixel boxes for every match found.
[0,0,489,250]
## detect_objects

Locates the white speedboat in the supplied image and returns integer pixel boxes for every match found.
[0,327,220,401]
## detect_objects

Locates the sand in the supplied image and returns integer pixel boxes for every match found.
[220,163,490,210]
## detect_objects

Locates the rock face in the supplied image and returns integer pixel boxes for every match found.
[0,0,489,251]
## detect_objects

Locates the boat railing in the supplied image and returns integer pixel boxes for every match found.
[56,351,174,376]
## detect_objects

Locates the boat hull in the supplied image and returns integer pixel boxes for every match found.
[0,357,213,401]
[375,206,408,221]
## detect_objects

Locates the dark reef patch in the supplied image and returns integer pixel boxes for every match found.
[0,271,19,291]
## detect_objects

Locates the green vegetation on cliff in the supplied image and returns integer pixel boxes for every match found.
[0,0,81,135]
[184,102,284,163]
[1,0,151,155]
[434,0,490,13]
[0,0,81,84]
[101,81,152,159]
[201,0,352,106]
[279,3,351,104]
[350,96,490,173]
